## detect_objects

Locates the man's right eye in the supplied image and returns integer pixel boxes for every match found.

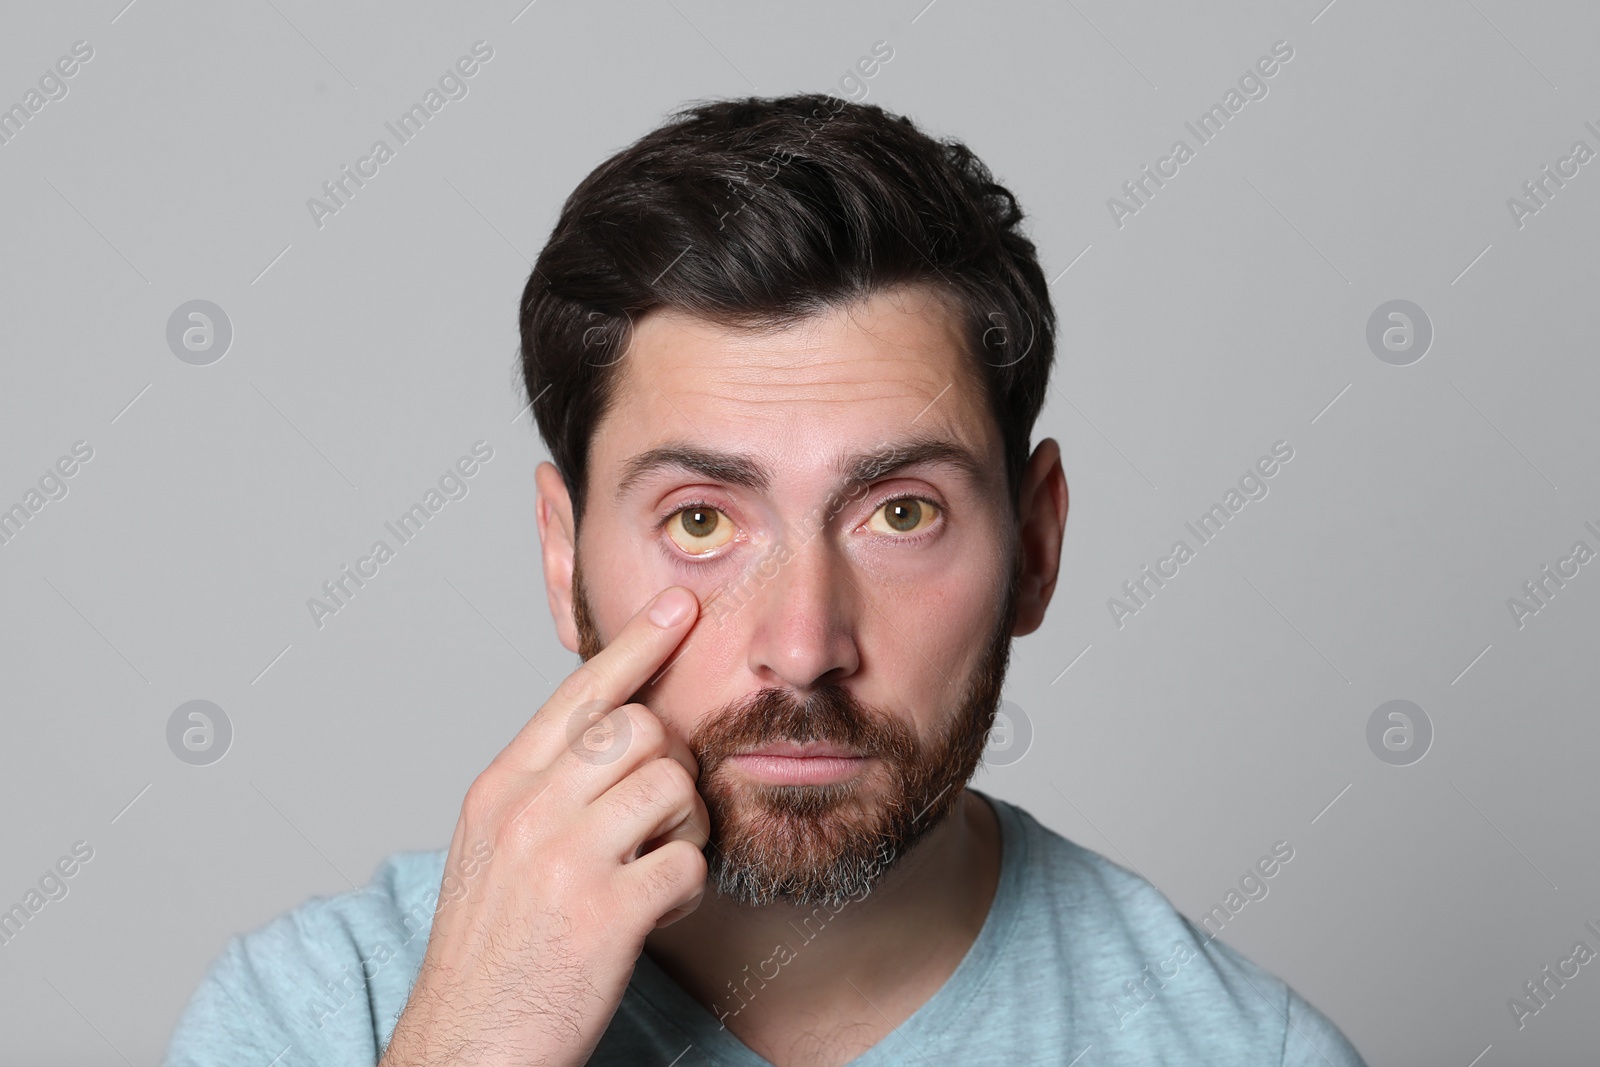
[666,506,736,556]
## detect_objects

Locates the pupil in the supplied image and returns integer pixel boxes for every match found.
[682,509,717,538]
[887,499,920,532]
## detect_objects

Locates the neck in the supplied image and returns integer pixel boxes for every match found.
[643,788,1003,1040]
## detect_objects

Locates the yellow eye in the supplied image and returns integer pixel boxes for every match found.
[666,506,735,555]
[867,497,938,536]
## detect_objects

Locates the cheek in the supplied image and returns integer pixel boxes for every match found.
[622,510,778,613]
[857,520,1003,632]
[631,593,750,735]
[577,525,688,654]
[856,564,1000,722]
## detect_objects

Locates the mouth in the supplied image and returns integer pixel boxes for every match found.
[725,741,871,786]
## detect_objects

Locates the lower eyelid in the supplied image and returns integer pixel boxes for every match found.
[865,498,942,536]
[668,502,752,546]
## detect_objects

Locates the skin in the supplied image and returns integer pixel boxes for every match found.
[382,282,1068,1067]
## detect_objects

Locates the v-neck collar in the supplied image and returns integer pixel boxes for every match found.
[624,789,1030,1066]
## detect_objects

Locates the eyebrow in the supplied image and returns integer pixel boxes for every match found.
[613,433,991,504]
[616,446,767,499]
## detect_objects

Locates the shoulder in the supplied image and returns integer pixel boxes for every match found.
[993,799,1365,1065]
[162,848,448,1067]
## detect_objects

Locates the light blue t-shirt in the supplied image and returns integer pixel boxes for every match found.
[164,793,1366,1065]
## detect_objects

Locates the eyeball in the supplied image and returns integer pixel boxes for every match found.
[667,506,735,555]
[867,498,938,536]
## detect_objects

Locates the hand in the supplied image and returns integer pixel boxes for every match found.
[381,586,709,1067]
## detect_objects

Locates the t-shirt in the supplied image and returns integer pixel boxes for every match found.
[163,792,1367,1065]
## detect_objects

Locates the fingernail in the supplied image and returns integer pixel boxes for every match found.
[649,587,695,627]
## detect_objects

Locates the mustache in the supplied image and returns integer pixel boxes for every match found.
[690,685,918,771]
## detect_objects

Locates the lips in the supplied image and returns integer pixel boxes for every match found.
[738,740,864,759]
[725,741,872,785]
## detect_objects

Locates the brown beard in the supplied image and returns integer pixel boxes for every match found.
[570,549,1020,907]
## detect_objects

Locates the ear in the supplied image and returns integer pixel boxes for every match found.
[1011,438,1068,637]
[535,461,581,654]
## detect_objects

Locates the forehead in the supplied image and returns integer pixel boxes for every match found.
[591,285,998,480]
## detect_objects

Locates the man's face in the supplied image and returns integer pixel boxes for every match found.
[564,284,1021,907]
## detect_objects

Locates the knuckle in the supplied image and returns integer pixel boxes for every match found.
[626,757,675,807]
[648,756,695,801]
[563,700,630,766]
[530,848,583,902]
[657,840,708,890]
[560,663,607,706]
[462,768,507,825]
[498,775,560,851]
[613,766,669,821]
[641,855,684,901]
[622,704,667,751]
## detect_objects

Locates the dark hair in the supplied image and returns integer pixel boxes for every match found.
[519,92,1056,528]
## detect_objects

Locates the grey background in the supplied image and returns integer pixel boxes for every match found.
[1,0,1595,1063]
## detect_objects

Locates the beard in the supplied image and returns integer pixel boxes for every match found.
[571,548,1020,908]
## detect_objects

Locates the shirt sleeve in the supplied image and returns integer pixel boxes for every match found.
[161,901,385,1067]
[1281,985,1367,1067]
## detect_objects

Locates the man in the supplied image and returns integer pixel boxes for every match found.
[165,94,1366,1066]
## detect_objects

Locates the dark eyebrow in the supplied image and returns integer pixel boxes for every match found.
[833,436,989,489]
[613,433,989,504]
[615,446,769,501]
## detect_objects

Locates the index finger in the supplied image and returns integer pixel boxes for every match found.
[503,585,700,765]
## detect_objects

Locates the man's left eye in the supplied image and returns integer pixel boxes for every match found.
[666,506,736,555]
[866,497,939,536]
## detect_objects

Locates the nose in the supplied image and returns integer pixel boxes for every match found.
[742,531,860,691]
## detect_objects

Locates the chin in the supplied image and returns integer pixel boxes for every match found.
[701,767,936,909]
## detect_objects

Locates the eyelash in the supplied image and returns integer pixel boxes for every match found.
[652,498,727,535]
[653,493,945,556]
[862,495,944,544]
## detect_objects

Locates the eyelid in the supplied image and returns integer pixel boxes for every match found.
[861,492,943,538]
[655,498,750,565]
[665,502,740,558]
[653,486,945,536]
[653,495,737,532]
[861,487,944,521]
